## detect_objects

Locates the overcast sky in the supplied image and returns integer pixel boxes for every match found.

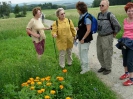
[0,0,60,4]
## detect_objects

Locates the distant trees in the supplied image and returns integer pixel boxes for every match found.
[92,0,131,7]
[14,4,27,17]
[0,1,11,18]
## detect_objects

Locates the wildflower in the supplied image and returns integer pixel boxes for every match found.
[63,69,67,73]
[44,95,50,99]
[45,76,51,81]
[21,82,28,87]
[50,90,56,94]
[36,76,40,80]
[66,97,71,99]
[59,85,64,89]
[41,88,45,92]
[41,78,45,82]
[46,82,52,86]
[30,86,35,90]
[27,80,31,84]
[57,77,64,81]
[37,82,42,85]
[31,81,35,85]
[29,78,34,81]
[37,90,42,94]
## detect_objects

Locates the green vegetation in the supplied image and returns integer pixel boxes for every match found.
[0,6,126,99]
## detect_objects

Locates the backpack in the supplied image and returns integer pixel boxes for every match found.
[84,13,98,34]
[97,12,114,30]
[56,18,70,27]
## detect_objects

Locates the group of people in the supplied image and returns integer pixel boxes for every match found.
[26,0,133,86]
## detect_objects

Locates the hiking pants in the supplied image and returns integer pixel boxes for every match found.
[59,48,72,68]
[96,34,113,70]
[78,41,90,71]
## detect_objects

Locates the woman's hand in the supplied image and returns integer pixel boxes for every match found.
[80,39,84,44]
[53,34,57,38]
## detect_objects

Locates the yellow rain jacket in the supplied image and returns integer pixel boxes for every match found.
[51,18,76,51]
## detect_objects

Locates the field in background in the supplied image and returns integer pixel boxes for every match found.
[0,6,126,99]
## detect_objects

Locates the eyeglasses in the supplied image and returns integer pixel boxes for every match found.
[99,5,104,7]
[61,13,65,15]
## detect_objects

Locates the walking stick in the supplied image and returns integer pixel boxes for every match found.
[52,37,58,60]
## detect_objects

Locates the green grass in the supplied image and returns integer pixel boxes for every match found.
[0,6,126,99]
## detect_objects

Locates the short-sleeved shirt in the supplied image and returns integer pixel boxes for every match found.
[26,18,45,43]
[80,12,91,25]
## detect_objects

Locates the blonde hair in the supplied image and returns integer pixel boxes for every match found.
[101,0,110,6]
[55,8,64,17]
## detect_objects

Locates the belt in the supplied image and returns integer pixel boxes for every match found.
[99,33,113,36]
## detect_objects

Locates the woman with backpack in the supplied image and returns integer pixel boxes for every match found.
[26,7,51,60]
[76,1,93,74]
[51,8,76,69]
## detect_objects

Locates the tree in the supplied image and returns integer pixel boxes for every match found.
[14,4,20,15]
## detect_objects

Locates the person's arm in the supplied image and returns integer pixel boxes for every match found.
[69,19,77,37]
[26,28,40,38]
[51,21,58,38]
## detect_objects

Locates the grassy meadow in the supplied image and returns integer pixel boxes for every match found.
[0,6,126,99]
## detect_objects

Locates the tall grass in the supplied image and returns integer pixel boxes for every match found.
[0,6,126,99]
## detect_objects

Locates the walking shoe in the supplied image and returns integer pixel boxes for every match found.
[98,68,106,73]
[123,79,133,86]
[80,70,89,74]
[119,74,129,80]
[103,69,111,75]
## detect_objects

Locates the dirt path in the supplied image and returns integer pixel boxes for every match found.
[45,19,133,99]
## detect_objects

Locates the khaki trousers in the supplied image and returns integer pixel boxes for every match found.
[78,41,90,71]
[59,48,72,68]
[96,34,113,70]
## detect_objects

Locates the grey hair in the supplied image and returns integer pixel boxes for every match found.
[101,0,110,6]
[55,8,64,17]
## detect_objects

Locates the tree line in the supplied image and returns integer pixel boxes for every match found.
[93,0,131,7]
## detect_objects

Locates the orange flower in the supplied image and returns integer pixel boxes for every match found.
[50,90,56,94]
[21,82,28,87]
[36,76,40,80]
[31,81,35,85]
[62,69,67,73]
[57,77,64,81]
[44,95,50,99]
[29,78,34,81]
[59,85,64,89]
[27,80,31,84]
[41,78,45,82]
[45,76,51,81]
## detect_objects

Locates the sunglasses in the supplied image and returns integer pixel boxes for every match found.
[61,13,65,15]
[99,5,104,7]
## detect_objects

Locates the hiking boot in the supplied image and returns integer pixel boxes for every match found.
[98,68,106,73]
[119,74,129,80]
[123,79,133,86]
[103,69,111,75]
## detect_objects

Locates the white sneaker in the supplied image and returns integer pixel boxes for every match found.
[80,70,89,74]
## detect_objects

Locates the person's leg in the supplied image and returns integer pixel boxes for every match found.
[120,48,129,80]
[59,50,66,68]
[66,48,72,66]
[33,41,43,60]
[80,42,90,74]
[78,41,83,70]
[41,39,45,53]
[123,49,133,86]
[102,35,113,75]
[97,35,106,72]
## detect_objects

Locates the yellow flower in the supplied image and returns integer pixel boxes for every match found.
[36,76,40,80]
[29,78,34,81]
[59,85,64,89]
[41,78,45,82]
[44,95,50,99]
[31,81,35,85]
[66,97,71,99]
[37,82,42,85]
[46,82,52,86]
[41,88,45,92]
[21,83,28,87]
[34,79,39,82]
[30,86,35,90]
[37,90,42,94]
[45,76,51,81]
[62,69,67,73]
[50,90,56,94]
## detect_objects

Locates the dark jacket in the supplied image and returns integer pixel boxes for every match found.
[77,13,93,43]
